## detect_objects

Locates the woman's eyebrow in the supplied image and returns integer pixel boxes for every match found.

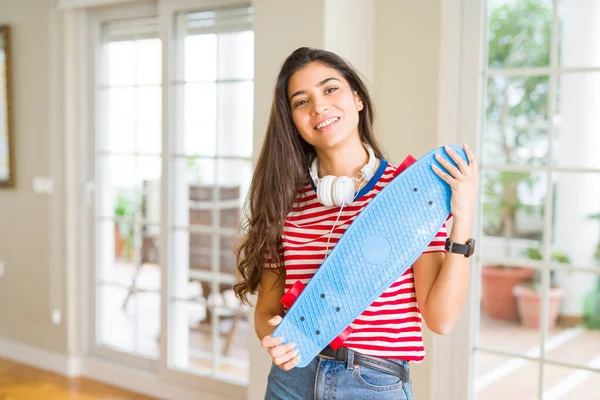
[288,77,341,102]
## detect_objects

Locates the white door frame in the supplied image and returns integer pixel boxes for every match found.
[431,0,485,399]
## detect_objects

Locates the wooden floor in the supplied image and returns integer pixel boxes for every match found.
[0,358,156,400]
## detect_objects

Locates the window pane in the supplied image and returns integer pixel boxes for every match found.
[474,352,540,399]
[181,82,217,156]
[184,34,217,82]
[559,2,600,68]
[97,155,161,218]
[186,158,252,206]
[135,291,160,358]
[217,81,253,158]
[487,0,552,69]
[481,170,547,242]
[545,269,600,370]
[97,226,160,358]
[97,155,135,214]
[98,285,134,352]
[553,73,600,169]
[215,158,253,205]
[542,364,600,399]
[106,40,135,86]
[217,31,254,80]
[484,76,549,166]
[135,38,161,85]
[97,217,160,282]
[552,172,600,267]
[97,285,160,359]
[100,87,135,153]
[136,86,162,154]
[171,300,250,383]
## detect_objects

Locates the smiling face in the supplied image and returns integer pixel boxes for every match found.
[287,62,363,152]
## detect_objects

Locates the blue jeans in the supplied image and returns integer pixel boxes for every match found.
[264,349,414,400]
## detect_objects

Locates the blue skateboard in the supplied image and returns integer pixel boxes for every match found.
[272,145,469,367]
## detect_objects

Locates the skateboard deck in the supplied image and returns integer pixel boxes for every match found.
[272,145,469,367]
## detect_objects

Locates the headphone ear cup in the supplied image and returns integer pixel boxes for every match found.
[317,175,336,207]
[333,176,355,207]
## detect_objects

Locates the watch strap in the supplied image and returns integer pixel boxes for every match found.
[445,238,475,257]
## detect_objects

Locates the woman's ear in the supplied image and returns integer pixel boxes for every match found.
[354,91,364,111]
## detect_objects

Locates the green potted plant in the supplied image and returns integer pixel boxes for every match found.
[114,192,136,260]
[583,212,600,330]
[513,247,570,329]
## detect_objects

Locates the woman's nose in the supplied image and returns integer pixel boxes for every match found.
[313,102,329,115]
[311,99,329,115]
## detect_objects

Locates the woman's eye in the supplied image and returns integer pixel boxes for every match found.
[293,99,308,108]
[325,86,339,94]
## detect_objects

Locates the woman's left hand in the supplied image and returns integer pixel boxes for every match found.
[432,144,479,225]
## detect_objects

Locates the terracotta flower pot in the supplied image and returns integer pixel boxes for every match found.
[481,266,535,320]
[513,284,564,329]
[114,224,126,259]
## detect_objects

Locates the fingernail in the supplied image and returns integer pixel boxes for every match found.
[296,356,301,363]
[290,342,296,349]
[293,350,299,356]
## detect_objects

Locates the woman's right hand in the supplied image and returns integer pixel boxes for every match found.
[261,315,301,370]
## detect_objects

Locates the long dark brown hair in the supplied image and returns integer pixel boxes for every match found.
[234,47,385,305]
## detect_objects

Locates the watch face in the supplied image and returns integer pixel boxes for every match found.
[467,238,476,257]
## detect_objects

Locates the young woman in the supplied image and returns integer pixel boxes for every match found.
[234,47,478,400]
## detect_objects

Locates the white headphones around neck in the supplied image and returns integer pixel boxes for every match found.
[309,144,377,207]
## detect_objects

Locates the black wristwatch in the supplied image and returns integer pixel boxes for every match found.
[445,238,476,258]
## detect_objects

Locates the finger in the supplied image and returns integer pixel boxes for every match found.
[464,143,477,168]
[261,335,284,349]
[270,342,297,358]
[432,164,454,187]
[435,153,463,179]
[267,315,283,326]
[274,349,299,366]
[445,145,469,174]
[280,355,301,371]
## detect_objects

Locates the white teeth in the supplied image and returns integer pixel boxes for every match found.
[316,117,339,130]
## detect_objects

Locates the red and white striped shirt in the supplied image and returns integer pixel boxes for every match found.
[266,158,448,362]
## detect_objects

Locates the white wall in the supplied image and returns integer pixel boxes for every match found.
[324,0,376,89]
[374,0,442,164]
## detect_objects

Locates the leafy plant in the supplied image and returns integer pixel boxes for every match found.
[483,0,551,239]
[523,247,571,264]
[522,246,571,291]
